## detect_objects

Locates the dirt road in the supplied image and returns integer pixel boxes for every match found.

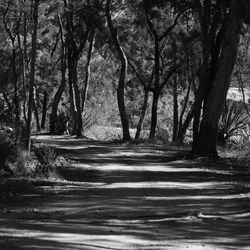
[0,135,250,249]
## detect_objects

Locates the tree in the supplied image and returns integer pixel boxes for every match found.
[2,0,22,136]
[191,0,250,156]
[106,0,131,141]
[27,0,39,150]
[50,14,67,135]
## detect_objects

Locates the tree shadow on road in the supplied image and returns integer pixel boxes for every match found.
[0,135,249,249]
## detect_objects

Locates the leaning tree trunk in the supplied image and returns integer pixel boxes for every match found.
[106,0,130,141]
[81,28,95,115]
[26,0,39,151]
[172,75,179,142]
[33,97,40,132]
[176,77,192,143]
[192,3,244,156]
[135,89,149,139]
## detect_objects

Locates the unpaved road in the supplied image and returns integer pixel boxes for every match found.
[0,135,250,250]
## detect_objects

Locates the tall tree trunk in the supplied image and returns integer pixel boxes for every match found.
[81,28,95,115]
[19,10,28,124]
[41,90,48,129]
[67,59,79,135]
[50,16,67,134]
[172,75,178,142]
[27,0,39,151]
[12,46,20,135]
[135,89,149,139]
[192,1,244,156]
[64,0,89,137]
[149,38,160,140]
[106,0,130,141]
[72,62,83,137]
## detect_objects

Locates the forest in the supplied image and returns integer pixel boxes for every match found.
[1,0,250,157]
[1,0,250,249]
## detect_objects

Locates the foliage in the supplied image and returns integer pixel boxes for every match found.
[82,110,97,134]
[0,0,250,155]
[218,101,249,145]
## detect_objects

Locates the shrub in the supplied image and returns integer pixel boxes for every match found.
[33,145,57,176]
[218,101,249,145]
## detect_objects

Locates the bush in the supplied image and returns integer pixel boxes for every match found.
[33,145,57,176]
[0,127,18,172]
[32,144,74,177]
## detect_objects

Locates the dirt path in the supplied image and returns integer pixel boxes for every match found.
[0,135,250,250]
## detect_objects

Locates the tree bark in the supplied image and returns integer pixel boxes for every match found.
[106,0,130,141]
[149,91,160,140]
[27,0,39,150]
[67,59,80,135]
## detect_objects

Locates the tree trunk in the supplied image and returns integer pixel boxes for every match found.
[192,2,243,156]
[149,91,160,140]
[172,75,178,142]
[176,77,192,143]
[50,49,66,135]
[11,46,20,135]
[67,59,79,136]
[41,90,48,129]
[81,28,95,115]
[106,0,130,141]
[33,97,40,132]
[72,62,83,137]
[18,11,28,125]
[177,105,194,143]
[64,0,89,137]
[26,0,39,151]
[135,89,149,139]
